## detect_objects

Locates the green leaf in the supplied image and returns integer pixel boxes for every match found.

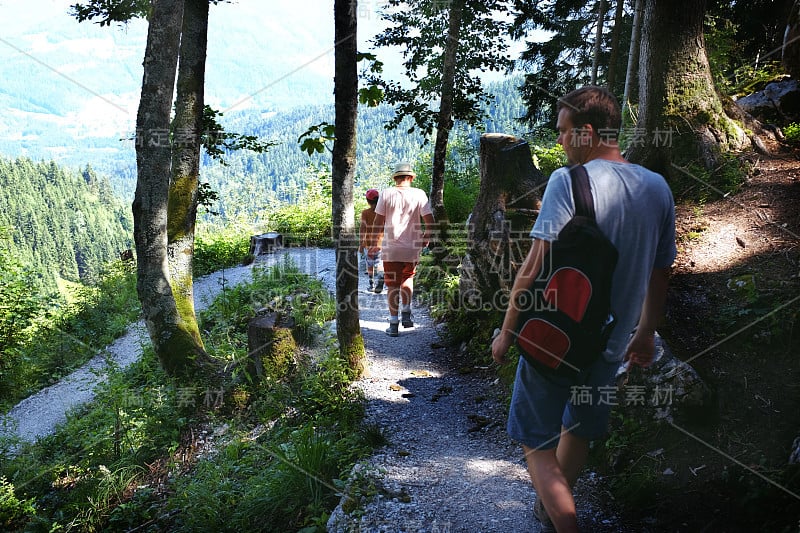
[358,86,384,107]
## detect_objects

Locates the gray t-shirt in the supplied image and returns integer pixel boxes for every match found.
[531,159,677,362]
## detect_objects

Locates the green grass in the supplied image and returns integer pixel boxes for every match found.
[0,261,371,532]
[0,259,140,413]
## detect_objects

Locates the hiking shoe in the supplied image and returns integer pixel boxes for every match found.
[386,321,399,337]
[368,279,374,291]
[373,277,384,293]
[533,496,554,532]
[401,310,413,328]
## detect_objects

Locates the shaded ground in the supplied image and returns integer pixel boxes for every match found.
[600,149,800,531]
[329,262,626,532]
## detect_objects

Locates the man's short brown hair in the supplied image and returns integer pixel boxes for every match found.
[556,86,622,138]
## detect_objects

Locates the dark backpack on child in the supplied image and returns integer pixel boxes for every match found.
[515,164,618,376]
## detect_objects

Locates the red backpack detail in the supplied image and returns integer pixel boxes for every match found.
[515,165,618,375]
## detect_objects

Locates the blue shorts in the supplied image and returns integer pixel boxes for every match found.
[507,356,622,450]
[364,250,382,270]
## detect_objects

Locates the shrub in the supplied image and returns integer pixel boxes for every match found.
[262,168,334,247]
[531,142,566,177]
[194,224,252,276]
[0,477,35,529]
[785,122,800,145]
[412,136,481,223]
[270,201,333,247]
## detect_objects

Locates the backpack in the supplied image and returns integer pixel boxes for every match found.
[515,164,618,375]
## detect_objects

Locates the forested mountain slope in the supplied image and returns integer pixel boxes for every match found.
[0,157,132,286]
[199,76,527,224]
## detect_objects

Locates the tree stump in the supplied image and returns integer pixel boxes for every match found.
[249,232,283,256]
[246,312,296,382]
[460,134,547,312]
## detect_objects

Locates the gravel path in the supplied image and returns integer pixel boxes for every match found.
[330,256,627,532]
[0,249,334,448]
[1,247,628,531]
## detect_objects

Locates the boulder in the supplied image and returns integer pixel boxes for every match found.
[735,80,800,125]
[616,334,714,424]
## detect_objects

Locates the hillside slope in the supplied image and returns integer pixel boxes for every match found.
[0,157,132,286]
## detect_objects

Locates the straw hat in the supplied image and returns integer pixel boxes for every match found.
[391,162,416,179]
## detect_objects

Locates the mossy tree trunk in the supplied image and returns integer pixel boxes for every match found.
[133,0,209,381]
[625,0,749,178]
[167,0,209,352]
[461,134,546,309]
[332,0,365,375]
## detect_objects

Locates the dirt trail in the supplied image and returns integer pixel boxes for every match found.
[330,255,625,532]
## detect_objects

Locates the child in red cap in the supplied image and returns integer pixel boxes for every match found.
[359,189,384,293]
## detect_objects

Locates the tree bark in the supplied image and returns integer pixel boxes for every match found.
[332,0,364,375]
[168,0,209,352]
[784,0,800,79]
[430,0,464,232]
[622,0,643,118]
[625,0,748,178]
[591,0,607,85]
[461,134,546,309]
[606,0,626,90]
[133,0,207,380]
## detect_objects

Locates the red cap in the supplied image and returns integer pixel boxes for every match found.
[365,189,379,201]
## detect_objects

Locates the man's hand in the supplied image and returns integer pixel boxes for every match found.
[491,329,514,365]
[422,231,431,249]
[623,330,656,369]
[367,246,381,257]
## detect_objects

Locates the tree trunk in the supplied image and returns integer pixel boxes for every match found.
[247,312,296,382]
[461,134,546,309]
[784,0,800,79]
[591,0,607,85]
[606,0,626,90]
[622,0,643,118]
[332,0,364,375]
[430,0,464,232]
[625,0,749,178]
[168,0,209,352]
[133,0,207,380]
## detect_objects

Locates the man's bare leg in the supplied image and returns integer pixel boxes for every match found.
[387,285,399,317]
[400,277,413,307]
[524,443,580,533]
[557,428,590,488]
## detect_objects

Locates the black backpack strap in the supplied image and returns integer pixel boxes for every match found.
[569,164,596,220]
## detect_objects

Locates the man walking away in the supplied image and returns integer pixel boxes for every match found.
[491,86,676,532]
[370,162,434,337]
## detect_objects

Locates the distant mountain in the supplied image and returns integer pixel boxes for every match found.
[199,76,528,226]
[0,1,527,209]
[0,0,344,188]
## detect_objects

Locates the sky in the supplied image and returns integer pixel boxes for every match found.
[0,0,526,148]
